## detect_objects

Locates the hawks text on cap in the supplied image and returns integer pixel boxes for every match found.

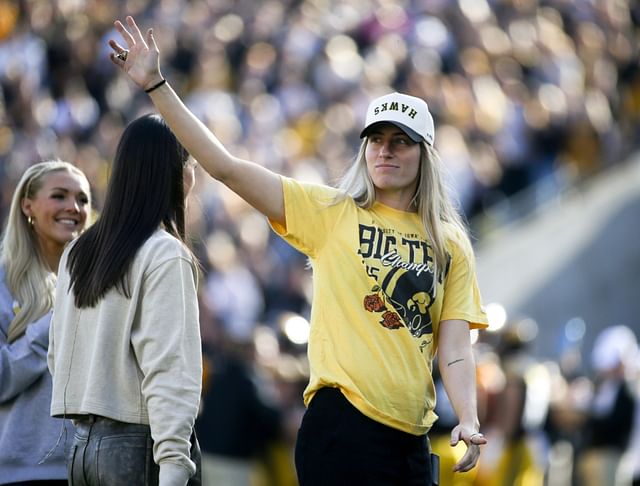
[373,101,419,122]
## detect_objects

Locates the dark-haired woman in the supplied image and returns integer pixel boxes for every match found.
[48,114,202,486]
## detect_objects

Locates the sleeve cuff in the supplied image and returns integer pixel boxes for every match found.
[158,462,191,486]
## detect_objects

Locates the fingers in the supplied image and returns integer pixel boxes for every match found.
[449,427,486,473]
[109,52,123,67]
[450,427,461,446]
[108,39,127,53]
[147,28,159,52]
[453,447,480,472]
[452,438,482,472]
[108,39,127,67]
[126,16,147,46]
[108,39,128,60]
[114,20,135,47]
[450,426,486,447]
[469,432,487,445]
[114,16,147,49]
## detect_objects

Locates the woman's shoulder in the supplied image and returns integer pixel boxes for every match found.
[443,221,474,257]
[134,230,197,283]
[126,231,193,280]
[137,229,192,265]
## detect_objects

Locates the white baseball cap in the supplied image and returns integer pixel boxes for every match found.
[360,92,435,145]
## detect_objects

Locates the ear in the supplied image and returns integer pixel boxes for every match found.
[21,198,33,219]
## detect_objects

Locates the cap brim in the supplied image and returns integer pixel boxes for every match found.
[360,121,423,143]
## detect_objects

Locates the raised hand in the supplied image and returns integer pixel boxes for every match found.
[109,16,163,92]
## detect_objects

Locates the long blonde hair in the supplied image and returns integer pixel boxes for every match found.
[0,160,90,343]
[336,139,469,275]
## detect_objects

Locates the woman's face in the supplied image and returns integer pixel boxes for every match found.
[21,169,91,258]
[365,123,422,210]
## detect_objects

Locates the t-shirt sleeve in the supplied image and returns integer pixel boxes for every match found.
[440,234,488,329]
[269,176,343,258]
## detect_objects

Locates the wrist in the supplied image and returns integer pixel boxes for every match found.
[144,76,166,93]
[459,418,480,430]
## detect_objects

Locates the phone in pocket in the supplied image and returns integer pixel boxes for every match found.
[430,453,440,486]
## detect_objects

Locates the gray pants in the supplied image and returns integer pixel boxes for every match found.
[67,415,201,485]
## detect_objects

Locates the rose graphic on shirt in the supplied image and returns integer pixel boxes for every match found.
[363,293,386,312]
[363,286,403,330]
[380,310,403,329]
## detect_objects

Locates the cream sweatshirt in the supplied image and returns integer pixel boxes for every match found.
[48,229,202,485]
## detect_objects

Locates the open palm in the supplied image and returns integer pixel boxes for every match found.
[109,16,163,91]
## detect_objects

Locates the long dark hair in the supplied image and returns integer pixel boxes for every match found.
[67,114,190,308]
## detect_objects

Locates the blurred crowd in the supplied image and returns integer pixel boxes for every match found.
[2,0,640,484]
[431,320,640,486]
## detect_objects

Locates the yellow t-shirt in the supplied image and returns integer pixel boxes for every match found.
[270,177,488,435]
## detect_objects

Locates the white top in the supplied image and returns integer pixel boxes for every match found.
[49,229,202,485]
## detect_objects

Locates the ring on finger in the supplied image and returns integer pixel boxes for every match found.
[116,50,129,62]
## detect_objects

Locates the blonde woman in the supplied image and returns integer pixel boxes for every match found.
[0,160,91,485]
[111,16,488,486]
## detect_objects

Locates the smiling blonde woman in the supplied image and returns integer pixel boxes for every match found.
[0,160,91,485]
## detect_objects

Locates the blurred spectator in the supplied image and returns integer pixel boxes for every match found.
[628,393,640,486]
[622,372,640,486]
[542,363,592,486]
[196,334,284,486]
[473,321,545,486]
[575,325,638,486]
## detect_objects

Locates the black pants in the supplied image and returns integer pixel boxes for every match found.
[67,415,201,486]
[295,387,432,486]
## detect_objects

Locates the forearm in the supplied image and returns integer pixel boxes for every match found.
[437,320,486,472]
[147,82,285,221]
[147,82,234,181]
[437,319,480,429]
[439,344,480,429]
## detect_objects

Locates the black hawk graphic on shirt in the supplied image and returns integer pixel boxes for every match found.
[358,223,450,338]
